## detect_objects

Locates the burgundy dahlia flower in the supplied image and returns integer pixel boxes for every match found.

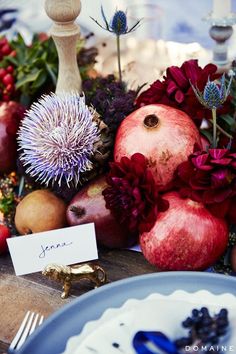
[176,147,236,222]
[136,59,228,122]
[103,153,169,233]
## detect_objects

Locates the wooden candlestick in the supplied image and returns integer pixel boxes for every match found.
[44,0,82,94]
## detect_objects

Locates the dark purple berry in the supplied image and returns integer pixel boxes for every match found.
[201,307,209,316]
[182,317,193,328]
[192,309,199,317]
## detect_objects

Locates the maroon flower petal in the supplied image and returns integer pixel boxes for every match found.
[167,66,189,89]
[179,186,192,198]
[135,59,226,123]
[181,59,200,85]
[207,199,230,219]
[166,80,178,96]
[175,90,185,103]
[177,160,194,183]
[103,153,168,234]
[211,169,230,188]
[210,158,232,166]
[203,63,218,75]
[208,149,228,159]
[192,154,212,169]
[203,188,232,204]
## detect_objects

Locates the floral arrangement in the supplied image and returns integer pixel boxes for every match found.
[1,8,236,275]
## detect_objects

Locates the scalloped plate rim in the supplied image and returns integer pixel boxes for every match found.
[62,288,236,354]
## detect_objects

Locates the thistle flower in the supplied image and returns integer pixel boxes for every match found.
[91,7,141,82]
[91,7,141,35]
[191,74,232,110]
[191,74,233,148]
[18,93,100,187]
[110,10,128,35]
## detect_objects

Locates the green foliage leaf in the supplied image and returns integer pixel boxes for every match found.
[46,64,57,86]
[200,129,213,146]
[32,70,47,89]
[5,33,96,105]
[220,114,236,128]
[15,70,42,90]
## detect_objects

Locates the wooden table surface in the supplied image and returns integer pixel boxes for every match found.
[0,248,157,353]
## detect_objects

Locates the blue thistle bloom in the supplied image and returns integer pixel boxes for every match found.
[91,6,141,35]
[18,93,100,187]
[110,10,128,35]
[191,74,232,110]
[203,81,222,109]
[91,6,142,82]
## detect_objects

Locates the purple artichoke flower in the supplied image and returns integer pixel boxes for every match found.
[18,93,100,187]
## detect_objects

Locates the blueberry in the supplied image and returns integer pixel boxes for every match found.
[217,327,227,336]
[216,318,229,328]
[201,335,210,344]
[201,317,213,326]
[192,309,199,317]
[201,307,209,316]
[198,326,211,336]
[182,317,193,328]
[218,308,228,318]
[211,336,219,345]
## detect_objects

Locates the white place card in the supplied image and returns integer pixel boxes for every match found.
[7,223,98,276]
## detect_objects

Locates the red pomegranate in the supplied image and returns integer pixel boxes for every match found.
[114,104,201,190]
[140,191,228,271]
[0,101,25,173]
[67,176,136,248]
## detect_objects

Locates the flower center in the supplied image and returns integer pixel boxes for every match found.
[143,114,159,129]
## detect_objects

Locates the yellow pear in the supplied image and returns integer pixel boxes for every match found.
[15,189,67,235]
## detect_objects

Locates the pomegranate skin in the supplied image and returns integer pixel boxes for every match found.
[67,176,136,249]
[0,101,25,173]
[140,191,228,271]
[114,104,201,190]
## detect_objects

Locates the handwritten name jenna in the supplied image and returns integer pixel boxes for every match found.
[39,241,73,259]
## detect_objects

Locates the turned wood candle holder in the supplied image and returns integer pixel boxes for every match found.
[44,0,82,93]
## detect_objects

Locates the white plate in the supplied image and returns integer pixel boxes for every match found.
[63,290,236,354]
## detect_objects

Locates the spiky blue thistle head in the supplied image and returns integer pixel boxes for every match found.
[203,80,223,109]
[18,93,100,187]
[111,10,128,35]
[90,6,141,36]
[191,74,232,110]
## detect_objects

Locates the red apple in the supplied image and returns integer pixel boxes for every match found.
[114,104,201,190]
[0,101,25,173]
[67,176,136,248]
[140,191,228,271]
[0,224,11,254]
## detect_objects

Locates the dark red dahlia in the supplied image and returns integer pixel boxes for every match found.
[136,59,227,122]
[176,147,236,222]
[102,153,169,234]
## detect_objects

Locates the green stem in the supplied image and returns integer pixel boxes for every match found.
[116,35,122,82]
[212,108,217,148]
[209,119,233,140]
